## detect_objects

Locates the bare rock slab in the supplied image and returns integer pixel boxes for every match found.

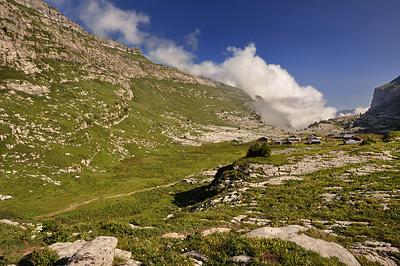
[248,225,307,240]
[249,226,360,266]
[49,240,86,261]
[291,235,360,266]
[66,236,118,266]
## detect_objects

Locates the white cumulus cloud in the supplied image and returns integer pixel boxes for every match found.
[339,106,369,117]
[159,44,337,130]
[69,0,338,131]
[185,29,201,51]
[78,0,150,46]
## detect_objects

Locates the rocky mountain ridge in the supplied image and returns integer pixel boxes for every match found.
[0,0,217,85]
[355,75,400,132]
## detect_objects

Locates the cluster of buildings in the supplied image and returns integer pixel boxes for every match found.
[256,132,363,146]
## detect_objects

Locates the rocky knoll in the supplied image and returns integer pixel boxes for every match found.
[356,75,400,132]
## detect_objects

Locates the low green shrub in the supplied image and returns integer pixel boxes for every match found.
[42,220,70,244]
[246,142,271,158]
[0,256,9,266]
[383,131,400,142]
[361,136,376,145]
[100,221,133,236]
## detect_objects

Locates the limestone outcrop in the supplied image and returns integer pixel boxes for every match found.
[248,226,360,266]
[65,236,117,266]
[49,237,142,266]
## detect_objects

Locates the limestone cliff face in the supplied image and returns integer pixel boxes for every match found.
[370,76,400,110]
[356,76,400,132]
[0,0,215,85]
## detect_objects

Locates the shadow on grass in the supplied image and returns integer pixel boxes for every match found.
[173,164,234,208]
[173,185,216,208]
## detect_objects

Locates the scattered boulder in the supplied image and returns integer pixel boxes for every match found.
[161,232,186,239]
[5,83,50,96]
[0,194,13,201]
[129,224,154,230]
[66,236,117,266]
[229,255,252,265]
[201,227,231,236]
[0,219,26,230]
[181,250,208,263]
[163,214,175,220]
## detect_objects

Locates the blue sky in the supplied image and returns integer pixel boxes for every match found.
[45,0,400,129]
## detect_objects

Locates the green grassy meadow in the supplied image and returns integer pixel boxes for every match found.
[1,136,399,265]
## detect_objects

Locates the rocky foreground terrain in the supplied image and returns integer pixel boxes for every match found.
[2,138,399,265]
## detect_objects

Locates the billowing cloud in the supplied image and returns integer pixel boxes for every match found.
[148,44,196,70]
[78,0,150,46]
[353,106,369,115]
[70,0,338,131]
[339,106,369,117]
[185,29,201,51]
[158,44,337,130]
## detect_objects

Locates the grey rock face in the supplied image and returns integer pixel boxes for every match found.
[370,76,400,109]
[356,75,400,132]
[66,236,118,266]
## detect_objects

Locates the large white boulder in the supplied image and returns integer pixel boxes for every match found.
[65,236,118,266]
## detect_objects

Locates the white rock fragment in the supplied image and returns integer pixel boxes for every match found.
[0,194,13,200]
